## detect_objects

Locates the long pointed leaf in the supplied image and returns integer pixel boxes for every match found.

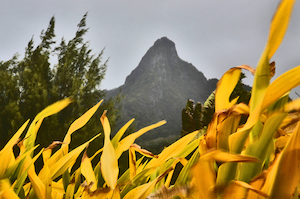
[50,134,100,180]
[100,111,119,190]
[267,0,296,58]
[62,100,103,154]
[116,120,166,158]
[112,118,135,149]
[215,67,241,111]
[81,150,97,192]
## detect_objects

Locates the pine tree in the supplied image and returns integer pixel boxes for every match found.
[0,56,23,146]
[0,14,121,154]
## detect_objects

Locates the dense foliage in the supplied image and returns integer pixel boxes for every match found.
[0,14,121,153]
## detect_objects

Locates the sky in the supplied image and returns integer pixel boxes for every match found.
[1,1,300,98]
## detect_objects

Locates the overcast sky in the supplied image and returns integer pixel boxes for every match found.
[1,1,300,97]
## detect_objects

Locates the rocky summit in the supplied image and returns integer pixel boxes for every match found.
[106,37,217,150]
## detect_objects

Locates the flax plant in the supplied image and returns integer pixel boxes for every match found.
[1,0,300,198]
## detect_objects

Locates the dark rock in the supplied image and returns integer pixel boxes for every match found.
[106,37,217,147]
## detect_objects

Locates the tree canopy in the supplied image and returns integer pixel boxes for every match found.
[0,13,121,154]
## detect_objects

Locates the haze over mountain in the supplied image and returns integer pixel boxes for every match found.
[107,37,217,148]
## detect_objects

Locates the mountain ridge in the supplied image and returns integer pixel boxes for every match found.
[106,37,217,149]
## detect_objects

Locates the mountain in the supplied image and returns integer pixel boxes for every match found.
[106,37,217,150]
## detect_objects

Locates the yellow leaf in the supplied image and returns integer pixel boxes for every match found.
[0,120,29,154]
[65,178,75,199]
[129,146,137,179]
[249,48,270,114]
[222,181,269,199]
[90,147,103,161]
[236,64,256,75]
[145,130,198,169]
[130,144,158,159]
[275,135,290,149]
[43,160,52,199]
[232,103,250,115]
[135,157,148,176]
[239,65,300,137]
[43,141,65,164]
[112,118,135,149]
[123,167,173,199]
[40,143,53,199]
[49,101,102,167]
[0,179,20,199]
[74,184,85,199]
[128,144,158,180]
[217,113,241,151]
[23,182,31,197]
[175,149,199,186]
[62,100,103,154]
[80,187,120,199]
[178,158,188,167]
[17,139,26,156]
[248,174,267,199]
[112,187,121,199]
[206,104,246,151]
[50,134,100,180]
[215,67,241,111]
[217,128,253,188]
[250,0,296,114]
[52,179,65,195]
[267,0,296,58]
[3,146,38,182]
[26,149,45,199]
[34,97,73,122]
[165,159,179,188]
[262,65,300,111]
[236,181,268,198]
[238,112,287,183]
[259,121,300,198]
[116,120,166,158]
[223,183,248,199]
[0,120,29,177]
[0,149,15,179]
[100,111,119,190]
[284,97,300,112]
[200,150,260,163]
[191,139,216,199]
[205,113,219,149]
[24,98,73,152]
[81,149,97,192]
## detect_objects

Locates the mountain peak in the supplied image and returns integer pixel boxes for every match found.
[124,37,179,86]
[153,37,175,48]
[149,37,178,59]
[107,37,217,150]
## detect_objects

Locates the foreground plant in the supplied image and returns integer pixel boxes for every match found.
[1,0,300,198]
[191,0,300,198]
[0,94,201,198]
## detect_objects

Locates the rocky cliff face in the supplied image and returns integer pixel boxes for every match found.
[107,37,217,148]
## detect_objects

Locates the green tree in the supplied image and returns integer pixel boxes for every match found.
[0,56,23,146]
[0,14,121,155]
[181,72,251,136]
